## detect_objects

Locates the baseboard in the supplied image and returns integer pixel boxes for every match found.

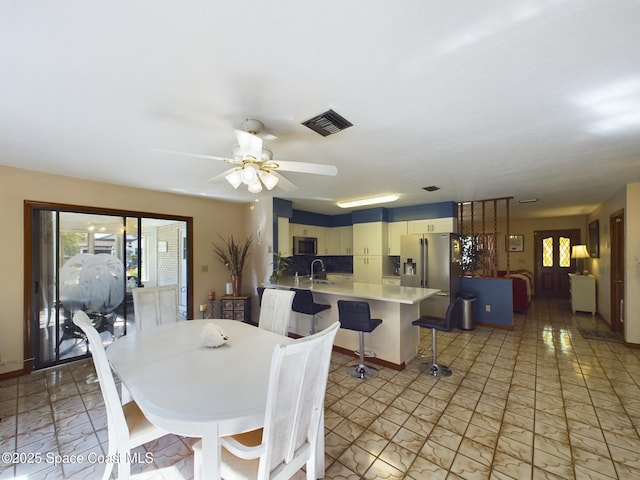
[0,366,29,380]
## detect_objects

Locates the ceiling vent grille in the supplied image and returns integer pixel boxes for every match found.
[301,109,353,136]
[423,185,440,192]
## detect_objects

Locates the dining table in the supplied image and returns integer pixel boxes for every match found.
[106,319,323,479]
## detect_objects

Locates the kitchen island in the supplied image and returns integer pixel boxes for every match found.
[262,279,440,370]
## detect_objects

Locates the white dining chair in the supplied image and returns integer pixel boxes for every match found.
[73,311,170,480]
[257,288,295,337]
[192,321,340,480]
[131,284,179,331]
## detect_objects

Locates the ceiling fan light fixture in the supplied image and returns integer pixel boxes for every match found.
[247,179,263,194]
[225,169,243,189]
[240,164,259,185]
[337,194,399,209]
[258,170,279,190]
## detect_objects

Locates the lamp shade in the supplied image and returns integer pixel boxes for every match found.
[225,169,242,189]
[247,179,263,193]
[240,164,258,185]
[258,170,279,190]
[571,245,590,259]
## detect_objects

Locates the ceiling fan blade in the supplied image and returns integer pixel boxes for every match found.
[151,149,240,164]
[273,160,338,176]
[234,130,263,158]
[206,167,240,184]
[270,171,298,192]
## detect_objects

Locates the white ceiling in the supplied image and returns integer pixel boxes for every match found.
[2,1,639,219]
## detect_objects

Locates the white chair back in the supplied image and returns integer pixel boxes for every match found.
[132,285,179,331]
[219,321,339,480]
[74,310,168,480]
[73,312,128,443]
[258,288,295,337]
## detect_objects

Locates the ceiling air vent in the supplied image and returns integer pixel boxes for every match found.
[422,186,440,192]
[301,109,353,136]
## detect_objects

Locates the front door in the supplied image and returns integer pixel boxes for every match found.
[610,210,625,335]
[534,229,581,298]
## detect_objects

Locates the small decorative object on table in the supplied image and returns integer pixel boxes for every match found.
[201,323,228,348]
[212,234,254,296]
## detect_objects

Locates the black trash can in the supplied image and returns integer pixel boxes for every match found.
[458,292,476,330]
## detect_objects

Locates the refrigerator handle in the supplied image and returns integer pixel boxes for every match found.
[421,237,428,288]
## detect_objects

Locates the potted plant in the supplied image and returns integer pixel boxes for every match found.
[212,234,254,296]
[270,251,290,283]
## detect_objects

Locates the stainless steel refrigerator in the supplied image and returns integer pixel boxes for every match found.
[400,233,462,318]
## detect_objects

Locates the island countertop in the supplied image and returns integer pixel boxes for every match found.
[261,279,441,369]
[262,279,440,305]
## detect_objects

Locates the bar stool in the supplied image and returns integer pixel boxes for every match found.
[291,288,331,334]
[256,287,265,306]
[412,297,463,377]
[337,300,383,380]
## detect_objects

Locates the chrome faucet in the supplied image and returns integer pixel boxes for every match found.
[310,258,325,283]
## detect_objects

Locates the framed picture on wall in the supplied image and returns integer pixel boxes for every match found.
[589,220,599,258]
[506,234,524,252]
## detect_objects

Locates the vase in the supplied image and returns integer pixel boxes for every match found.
[231,274,242,296]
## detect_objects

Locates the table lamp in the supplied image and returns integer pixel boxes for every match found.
[571,244,590,275]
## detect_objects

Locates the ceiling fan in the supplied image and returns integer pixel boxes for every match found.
[154,119,338,193]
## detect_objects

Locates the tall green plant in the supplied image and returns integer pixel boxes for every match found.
[212,234,254,275]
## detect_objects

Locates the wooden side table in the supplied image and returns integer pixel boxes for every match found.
[221,295,252,323]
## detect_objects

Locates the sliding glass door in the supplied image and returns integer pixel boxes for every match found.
[28,203,191,369]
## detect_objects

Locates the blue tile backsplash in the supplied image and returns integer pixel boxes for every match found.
[283,255,353,276]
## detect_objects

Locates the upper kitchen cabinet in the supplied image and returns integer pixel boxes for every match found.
[291,223,323,238]
[322,227,340,255]
[387,221,407,255]
[338,225,353,255]
[407,217,456,234]
[353,222,388,255]
[323,225,353,255]
[291,223,325,254]
[277,217,291,256]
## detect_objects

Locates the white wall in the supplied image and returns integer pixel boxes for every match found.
[0,165,249,376]
[587,182,639,344]
[625,183,640,344]
[245,197,275,322]
[588,187,625,325]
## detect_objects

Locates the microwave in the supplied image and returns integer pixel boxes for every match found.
[293,236,317,256]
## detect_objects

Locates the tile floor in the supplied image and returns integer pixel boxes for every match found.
[2,298,640,479]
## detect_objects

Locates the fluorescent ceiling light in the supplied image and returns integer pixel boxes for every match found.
[337,194,399,209]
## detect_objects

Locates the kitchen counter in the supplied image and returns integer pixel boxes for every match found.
[263,278,438,305]
[263,279,440,370]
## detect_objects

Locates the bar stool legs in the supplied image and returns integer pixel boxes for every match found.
[337,300,383,381]
[412,298,463,378]
[417,328,451,377]
[347,331,379,380]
